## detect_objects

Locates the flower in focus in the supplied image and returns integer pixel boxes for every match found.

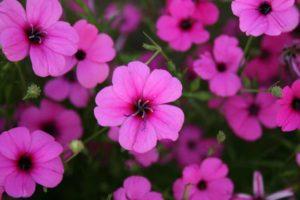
[156,0,209,51]
[231,0,299,36]
[0,0,79,77]
[0,127,64,198]
[193,35,243,97]
[44,74,90,108]
[113,176,163,200]
[232,171,294,200]
[277,79,300,132]
[19,99,83,149]
[175,125,222,166]
[65,20,116,88]
[94,61,184,153]
[173,157,234,200]
[223,92,278,141]
[104,3,141,34]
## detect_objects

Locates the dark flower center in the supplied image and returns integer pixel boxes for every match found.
[258,2,272,15]
[187,140,197,150]
[41,122,59,137]
[26,27,44,44]
[197,180,207,190]
[17,155,33,171]
[253,197,265,200]
[75,49,86,61]
[133,99,153,119]
[248,104,260,116]
[292,98,300,111]
[66,70,76,82]
[179,19,193,31]
[216,63,227,72]
[260,49,271,59]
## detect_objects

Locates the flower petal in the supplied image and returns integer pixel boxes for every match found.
[124,176,151,199]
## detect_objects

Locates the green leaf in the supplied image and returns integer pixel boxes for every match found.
[190,79,200,92]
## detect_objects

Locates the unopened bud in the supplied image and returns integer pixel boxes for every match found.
[23,84,41,100]
[217,131,226,144]
[69,140,85,154]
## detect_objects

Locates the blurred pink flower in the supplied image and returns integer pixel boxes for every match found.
[139,52,166,70]
[232,0,299,36]
[175,125,222,166]
[44,75,90,108]
[94,61,184,153]
[296,153,300,166]
[156,0,209,51]
[0,0,78,77]
[0,127,64,198]
[104,3,141,34]
[232,171,294,200]
[67,0,95,13]
[193,35,243,97]
[65,20,116,88]
[223,92,278,141]
[173,157,234,200]
[19,99,83,149]
[277,79,300,132]
[114,176,163,200]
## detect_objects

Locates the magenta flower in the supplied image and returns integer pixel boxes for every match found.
[232,171,294,200]
[296,153,300,166]
[193,35,243,97]
[0,0,78,77]
[65,20,116,88]
[113,176,163,200]
[277,79,300,132]
[231,0,299,36]
[44,76,90,108]
[19,99,83,148]
[173,157,234,200]
[94,61,184,153]
[175,125,222,166]
[0,127,64,198]
[223,92,278,141]
[156,0,209,51]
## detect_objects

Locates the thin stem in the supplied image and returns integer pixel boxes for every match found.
[15,62,26,95]
[83,127,108,144]
[146,50,160,65]
[243,36,254,60]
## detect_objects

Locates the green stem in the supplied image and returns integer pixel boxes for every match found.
[243,36,254,59]
[146,50,160,65]
[15,62,26,95]
[75,0,99,29]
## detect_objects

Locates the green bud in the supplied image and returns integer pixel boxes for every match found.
[207,147,215,156]
[23,84,41,100]
[69,140,85,154]
[190,79,200,92]
[269,86,282,98]
[217,131,226,144]
[142,43,157,51]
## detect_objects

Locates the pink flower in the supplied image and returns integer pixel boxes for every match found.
[223,92,278,141]
[232,171,294,200]
[231,0,299,36]
[104,3,141,34]
[0,127,64,198]
[139,52,166,70]
[0,0,78,77]
[94,61,184,153]
[0,187,3,200]
[65,20,116,88]
[67,0,95,13]
[173,157,234,200]
[19,99,83,148]
[44,75,90,108]
[193,35,243,97]
[277,79,300,132]
[156,0,209,51]
[113,176,163,200]
[296,153,300,166]
[175,125,222,166]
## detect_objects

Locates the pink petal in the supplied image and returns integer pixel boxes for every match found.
[277,108,300,132]
[69,83,90,108]
[232,194,254,200]
[132,121,157,153]
[149,105,184,141]
[26,0,62,28]
[4,172,36,198]
[168,0,195,18]
[30,130,63,162]
[112,61,150,102]
[189,23,210,44]
[0,0,27,28]
[29,45,66,77]
[45,21,79,56]
[143,69,182,104]
[239,10,268,36]
[0,154,15,185]
[231,0,259,16]
[209,73,241,97]
[266,188,294,200]
[194,2,219,25]
[182,164,201,184]
[44,78,70,102]
[234,116,262,141]
[77,60,109,88]
[200,158,229,180]
[193,52,217,80]
[124,176,151,199]
[74,19,98,50]
[258,104,278,128]
[156,15,181,42]
[169,33,193,52]
[86,33,116,63]
[94,86,131,127]
[272,0,295,11]
[0,27,29,61]
[113,188,127,200]
[253,171,264,197]
[207,178,234,200]
[143,192,163,200]
[31,158,64,188]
